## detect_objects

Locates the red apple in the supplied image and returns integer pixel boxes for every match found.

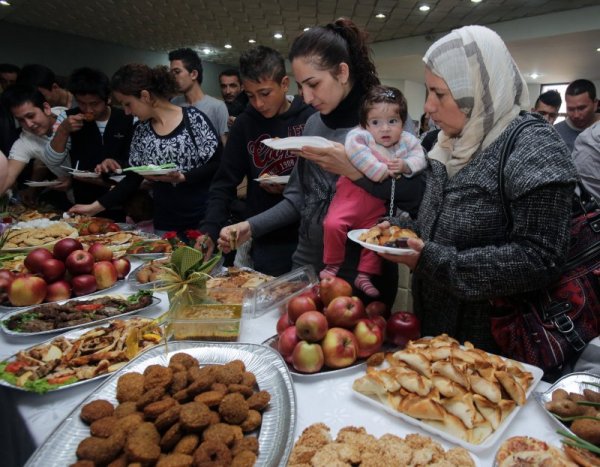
[278,326,301,364]
[65,250,94,275]
[287,294,317,323]
[324,296,366,329]
[71,274,98,296]
[40,258,66,283]
[111,257,131,279]
[88,242,114,262]
[276,312,292,336]
[366,300,390,319]
[321,327,358,369]
[386,311,421,348]
[353,319,384,358]
[295,311,328,342]
[45,280,72,302]
[371,316,387,333]
[292,341,324,373]
[53,238,84,261]
[319,276,353,306]
[8,275,47,306]
[300,286,324,311]
[0,269,15,293]
[24,248,55,273]
[93,261,118,289]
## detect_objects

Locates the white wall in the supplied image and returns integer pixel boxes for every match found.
[0,22,230,99]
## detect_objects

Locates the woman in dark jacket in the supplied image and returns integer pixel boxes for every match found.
[380,26,577,352]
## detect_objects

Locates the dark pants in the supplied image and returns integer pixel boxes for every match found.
[0,388,35,466]
[251,240,296,277]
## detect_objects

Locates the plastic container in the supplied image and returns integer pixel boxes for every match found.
[165,288,251,342]
[244,265,318,318]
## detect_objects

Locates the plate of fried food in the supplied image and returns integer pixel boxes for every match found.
[1,290,159,336]
[348,226,419,255]
[0,317,163,394]
[352,334,543,452]
[288,423,478,466]
[535,372,600,465]
[494,435,580,467]
[24,342,296,467]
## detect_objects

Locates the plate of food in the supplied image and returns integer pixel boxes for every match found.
[126,239,175,259]
[535,371,600,460]
[0,317,164,393]
[69,170,101,179]
[1,290,159,336]
[254,175,291,184]
[352,334,543,452]
[24,180,62,187]
[123,163,178,176]
[24,342,296,467]
[348,227,419,255]
[126,256,170,290]
[1,221,78,252]
[494,435,583,467]
[261,136,334,150]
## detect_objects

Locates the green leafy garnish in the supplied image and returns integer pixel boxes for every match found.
[123,163,177,172]
[0,361,77,394]
[558,428,600,455]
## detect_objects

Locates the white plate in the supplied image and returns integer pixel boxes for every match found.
[70,171,100,179]
[353,357,544,453]
[348,229,416,256]
[25,342,297,467]
[133,168,177,175]
[109,175,125,182]
[254,175,291,185]
[23,180,62,187]
[261,136,334,150]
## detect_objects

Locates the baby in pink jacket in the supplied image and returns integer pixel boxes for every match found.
[322,86,427,297]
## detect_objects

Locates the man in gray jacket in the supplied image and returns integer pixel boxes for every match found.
[572,121,600,201]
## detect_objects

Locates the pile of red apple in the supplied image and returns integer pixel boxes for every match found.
[276,276,421,374]
[0,238,131,307]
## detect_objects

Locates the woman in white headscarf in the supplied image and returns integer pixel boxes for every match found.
[380,26,577,352]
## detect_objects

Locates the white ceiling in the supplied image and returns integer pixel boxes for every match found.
[1,0,599,85]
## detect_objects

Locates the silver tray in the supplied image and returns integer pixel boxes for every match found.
[263,334,370,380]
[25,341,297,467]
[125,256,169,290]
[0,277,127,313]
[534,371,600,437]
[0,317,164,393]
[1,293,161,337]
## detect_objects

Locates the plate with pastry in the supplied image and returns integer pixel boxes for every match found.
[352,334,543,452]
[261,136,334,150]
[348,227,419,255]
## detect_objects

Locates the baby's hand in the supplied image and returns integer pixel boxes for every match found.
[387,159,406,175]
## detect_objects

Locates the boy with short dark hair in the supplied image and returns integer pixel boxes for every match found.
[200,46,316,276]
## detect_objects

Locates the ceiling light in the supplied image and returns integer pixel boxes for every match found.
[375,13,386,19]
[471,0,482,3]
[248,39,256,44]
[0,1,11,6]
[303,27,310,32]
[202,48,211,54]
[273,33,283,39]
[419,5,431,12]
[224,44,232,49]
[529,73,540,79]
[597,47,600,52]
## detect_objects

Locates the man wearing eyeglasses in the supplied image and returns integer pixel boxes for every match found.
[532,90,561,124]
[555,79,600,152]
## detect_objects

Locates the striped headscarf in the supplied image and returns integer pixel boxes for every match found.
[423,26,529,178]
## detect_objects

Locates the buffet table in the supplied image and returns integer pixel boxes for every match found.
[0,259,582,465]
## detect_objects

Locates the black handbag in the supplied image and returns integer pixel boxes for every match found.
[490,119,600,373]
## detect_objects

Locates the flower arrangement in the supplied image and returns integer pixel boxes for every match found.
[161,229,203,248]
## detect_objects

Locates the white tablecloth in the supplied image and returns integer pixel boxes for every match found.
[0,261,565,466]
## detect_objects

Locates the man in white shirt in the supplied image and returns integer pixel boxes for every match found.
[169,48,229,145]
[0,84,69,195]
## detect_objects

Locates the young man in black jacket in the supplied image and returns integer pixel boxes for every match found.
[44,67,133,219]
[200,46,315,276]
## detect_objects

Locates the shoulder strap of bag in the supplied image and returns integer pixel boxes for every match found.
[498,118,544,230]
